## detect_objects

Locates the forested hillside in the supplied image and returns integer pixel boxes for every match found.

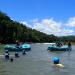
[0,11,75,44]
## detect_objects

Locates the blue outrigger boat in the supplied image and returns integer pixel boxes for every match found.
[47,45,69,51]
[4,43,31,52]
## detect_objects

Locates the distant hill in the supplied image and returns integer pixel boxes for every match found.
[0,11,75,43]
[0,11,58,43]
[59,35,75,42]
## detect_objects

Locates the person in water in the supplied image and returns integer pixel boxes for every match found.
[15,52,19,57]
[68,42,72,51]
[22,50,26,55]
[53,57,59,64]
[10,58,13,62]
[53,57,64,68]
[5,53,9,59]
[5,50,9,55]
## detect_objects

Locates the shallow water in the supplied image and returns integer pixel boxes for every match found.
[0,44,75,75]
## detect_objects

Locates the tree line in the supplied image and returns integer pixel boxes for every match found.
[0,11,75,44]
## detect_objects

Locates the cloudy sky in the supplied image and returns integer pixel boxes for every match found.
[0,0,75,36]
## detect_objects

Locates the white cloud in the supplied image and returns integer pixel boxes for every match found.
[20,18,74,36]
[41,18,62,32]
[66,17,75,27]
[60,29,74,36]
[32,18,74,36]
[20,21,32,28]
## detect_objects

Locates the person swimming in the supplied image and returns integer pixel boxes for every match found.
[5,53,9,59]
[53,57,59,64]
[22,50,26,55]
[15,52,19,57]
[52,57,64,68]
[10,58,13,62]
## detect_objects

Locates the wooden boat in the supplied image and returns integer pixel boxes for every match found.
[4,43,31,52]
[47,45,69,51]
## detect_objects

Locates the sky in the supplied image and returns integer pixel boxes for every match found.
[0,0,75,36]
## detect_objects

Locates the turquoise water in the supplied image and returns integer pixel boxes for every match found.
[0,44,75,75]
